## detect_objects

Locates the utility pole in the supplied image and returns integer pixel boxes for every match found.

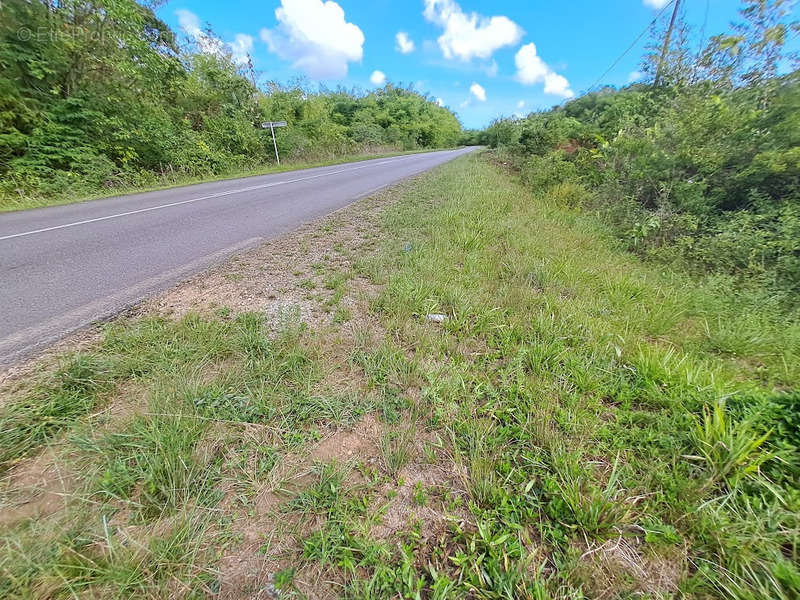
[654,0,681,87]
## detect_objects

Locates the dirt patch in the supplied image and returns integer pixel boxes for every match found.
[372,462,459,540]
[310,412,385,462]
[215,412,388,599]
[0,448,75,526]
[138,188,398,328]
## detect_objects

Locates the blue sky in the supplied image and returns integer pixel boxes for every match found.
[157,0,778,128]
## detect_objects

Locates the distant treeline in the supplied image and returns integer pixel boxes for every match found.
[478,0,799,301]
[0,0,462,205]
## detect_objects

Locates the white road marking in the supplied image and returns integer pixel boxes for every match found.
[0,152,446,242]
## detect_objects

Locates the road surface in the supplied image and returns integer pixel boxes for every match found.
[0,148,475,366]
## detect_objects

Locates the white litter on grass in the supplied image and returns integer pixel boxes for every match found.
[425,313,447,323]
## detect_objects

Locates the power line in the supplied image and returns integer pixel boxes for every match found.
[587,0,675,92]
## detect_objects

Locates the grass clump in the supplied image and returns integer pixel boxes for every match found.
[0,354,116,469]
[689,400,772,490]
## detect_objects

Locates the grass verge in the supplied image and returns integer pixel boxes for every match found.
[0,148,444,213]
[1,152,798,598]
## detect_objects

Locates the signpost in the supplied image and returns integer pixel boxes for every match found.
[261,121,287,164]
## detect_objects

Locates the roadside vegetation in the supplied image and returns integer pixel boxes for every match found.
[2,1,798,597]
[477,0,799,304]
[0,0,462,212]
[2,153,798,598]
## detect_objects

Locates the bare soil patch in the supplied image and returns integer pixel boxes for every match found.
[138,186,402,325]
[0,448,75,526]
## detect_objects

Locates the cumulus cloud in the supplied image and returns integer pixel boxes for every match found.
[469,82,486,102]
[395,31,415,54]
[423,0,523,61]
[514,42,573,98]
[543,72,572,97]
[176,10,254,66]
[177,9,223,54]
[370,70,386,85]
[517,100,525,109]
[435,97,445,107]
[643,0,670,8]
[260,0,364,79]
[229,34,255,65]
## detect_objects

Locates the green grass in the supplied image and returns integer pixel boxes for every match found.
[1,152,798,598]
[347,153,798,598]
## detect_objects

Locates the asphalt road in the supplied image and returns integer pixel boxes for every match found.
[0,148,475,366]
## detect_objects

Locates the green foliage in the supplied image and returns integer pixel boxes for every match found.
[689,400,772,489]
[0,0,461,209]
[486,1,800,300]
[483,117,521,148]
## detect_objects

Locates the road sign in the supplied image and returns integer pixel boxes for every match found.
[261,121,287,164]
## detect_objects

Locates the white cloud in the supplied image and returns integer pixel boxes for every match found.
[229,34,255,65]
[514,42,573,98]
[260,0,364,79]
[176,9,202,38]
[176,10,254,66]
[177,9,223,54]
[543,72,572,97]
[423,0,523,61]
[370,70,386,85]
[435,97,445,107]
[627,70,644,83]
[517,100,525,109]
[469,82,486,102]
[643,0,670,8]
[514,43,548,84]
[395,31,415,54]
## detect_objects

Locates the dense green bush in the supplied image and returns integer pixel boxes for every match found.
[0,0,461,208]
[489,0,799,301]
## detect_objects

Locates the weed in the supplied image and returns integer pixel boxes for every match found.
[689,399,772,490]
[379,428,415,478]
[412,482,428,506]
